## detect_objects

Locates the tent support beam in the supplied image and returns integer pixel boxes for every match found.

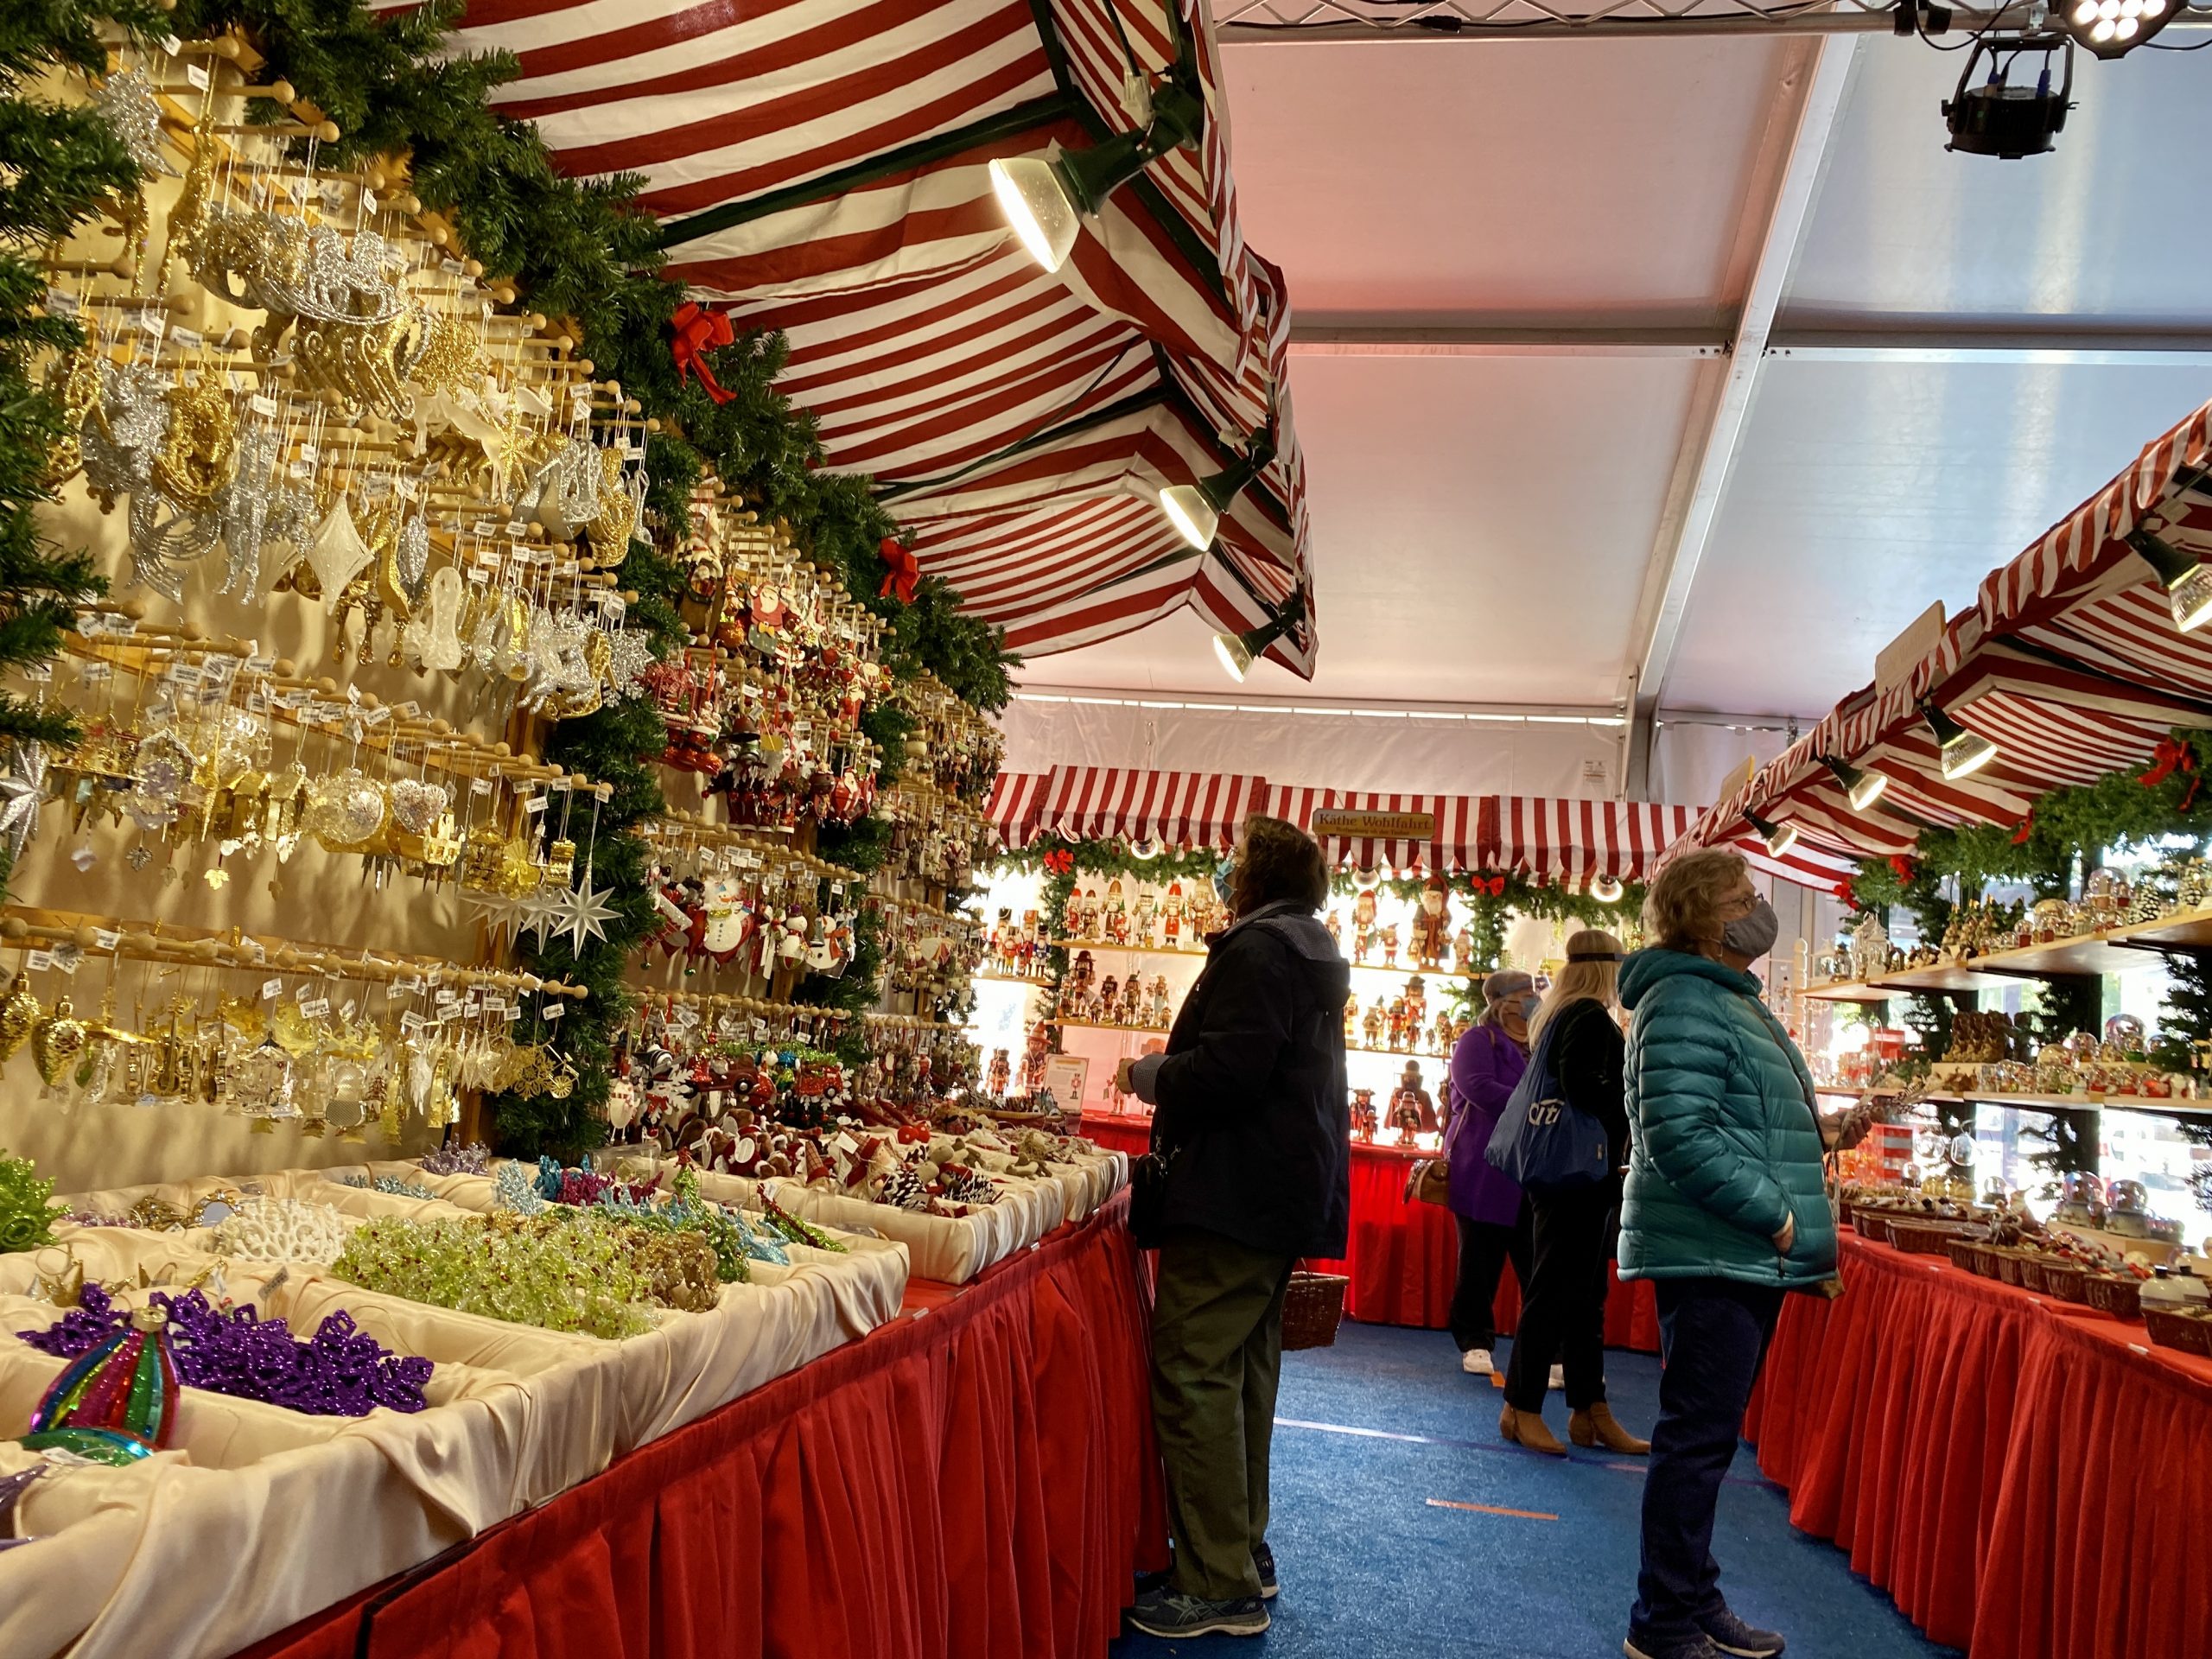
[1620,35,1857,799]
[1285,323,2212,367]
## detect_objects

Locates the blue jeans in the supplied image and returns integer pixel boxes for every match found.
[1628,1277,1784,1643]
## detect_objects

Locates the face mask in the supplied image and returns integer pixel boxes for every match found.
[1722,894,1780,962]
[1518,993,1541,1021]
[1212,856,1236,907]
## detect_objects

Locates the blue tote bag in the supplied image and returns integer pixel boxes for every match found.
[1483,1015,1609,1189]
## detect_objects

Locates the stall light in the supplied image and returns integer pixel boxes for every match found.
[1942,35,2072,160]
[1212,594,1306,683]
[1821,754,1891,812]
[2059,0,2176,57]
[1745,809,1799,861]
[1589,874,1624,905]
[1920,699,1999,780]
[1160,429,1276,551]
[988,83,1204,274]
[1128,836,1160,861]
[2123,527,2212,632]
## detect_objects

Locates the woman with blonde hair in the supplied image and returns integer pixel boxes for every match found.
[1497,928,1648,1457]
[1617,847,1852,1659]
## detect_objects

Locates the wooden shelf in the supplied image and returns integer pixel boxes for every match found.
[1933,1089,2212,1119]
[1807,909,2212,1002]
[972,971,1052,987]
[1057,1019,1172,1036]
[1052,938,1210,958]
[1346,1044,1454,1065]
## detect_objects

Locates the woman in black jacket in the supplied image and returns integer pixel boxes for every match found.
[1498,928,1649,1458]
[1117,814,1351,1641]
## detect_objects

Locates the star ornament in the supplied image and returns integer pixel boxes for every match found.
[0,741,48,861]
[555,878,620,950]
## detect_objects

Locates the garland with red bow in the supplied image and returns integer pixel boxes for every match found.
[2139,737,2202,810]
[669,302,737,404]
[878,537,919,605]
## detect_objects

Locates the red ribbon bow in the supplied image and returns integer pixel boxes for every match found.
[878,537,919,605]
[1831,879,1858,906]
[2139,738,2201,809]
[1888,855,1916,884]
[670,302,736,404]
[2011,810,2035,847]
[1474,875,1507,898]
[1043,849,1073,876]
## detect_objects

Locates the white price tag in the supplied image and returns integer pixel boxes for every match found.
[297,443,320,465]
[470,776,493,795]
[340,999,359,1022]
[93,929,120,951]
[361,703,392,725]
[299,997,330,1020]
[542,1001,564,1020]
[161,33,182,54]
[505,520,528,540]
[170,326,205,352]
[44,289,79,317]
[401,1010,427,1033]
[25,950,52,972]
[523,794,548,815]
[263,977,283,1001]
[137,309,167,340]
[245,392,279,418]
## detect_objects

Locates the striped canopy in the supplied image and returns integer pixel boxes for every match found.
[1039,766,1266,850]
[1679,397,2212,887]
[1496,798,1697,887]
[987,770,1052,849]
[452,0,1316,673]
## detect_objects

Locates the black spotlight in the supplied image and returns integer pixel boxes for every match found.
[1943,34,2075,159]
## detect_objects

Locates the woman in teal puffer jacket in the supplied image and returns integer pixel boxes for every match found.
[1616,848,1854,1659]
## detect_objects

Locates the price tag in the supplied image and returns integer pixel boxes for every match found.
[170,326,205,353]
[467,564,489,585]
[392,700,422,720]
[523,794,548,815]
[401,1010,428,1033]
[361,474,393,499]
[296,983,317,1004]
[25,950,52,972]
[392,976,423,995]
[543,1001,564,1020]
[161,33,182,54]
[397,475,419,501]
[361,703,392,725]
[299,997,330,1020]
[137,308,167,340]
[440,257,467,276]
[505,520,529,541]
[288,460,314,480]
[471,776,494,795]
[93,929,120,951]
[44,289,79,317]
[297,442,320,465]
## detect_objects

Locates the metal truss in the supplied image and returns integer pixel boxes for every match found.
[1217,0,2212,40]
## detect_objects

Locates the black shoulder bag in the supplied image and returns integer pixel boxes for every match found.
[1129,1127,1174,1249]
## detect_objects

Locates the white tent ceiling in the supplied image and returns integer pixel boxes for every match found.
[1017,24,2212,794]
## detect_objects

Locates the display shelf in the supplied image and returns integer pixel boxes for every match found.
[1058,1019,1172,1036]
[1803,979,1904,1003]
[1346,1043,1455,1065]
[1344,958,1475,982]
[973,970,1052,987]
[1808,909,2212,1003]
[1931,1088,2212,1119]
[1052,937,1210,958]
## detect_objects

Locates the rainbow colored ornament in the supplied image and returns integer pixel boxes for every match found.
[17,1304,178,1465]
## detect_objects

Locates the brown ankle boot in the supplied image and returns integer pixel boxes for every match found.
[1498,1402,1567,1457]
[1569,1401,1650,1455]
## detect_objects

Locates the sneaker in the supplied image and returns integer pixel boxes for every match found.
[1127,1586,1270,1638]
[1461,1347,1495,1376]
[1549,1363,1566,1391]
[1624,1633,1726,1659]
[1254,1541,1278,1600]
[1700,1608,1785,1658]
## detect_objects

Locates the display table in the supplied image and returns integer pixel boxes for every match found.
[215,1192,1164,1659]
[1741,1230,2212,1659]
[1080,1115,1659,1349]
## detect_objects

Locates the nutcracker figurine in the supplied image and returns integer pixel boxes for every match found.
[1386,995,1410,1052]
[1134,889,1158,948]
[1351,1088,1379,1141]
[1404,974,1428,1030]
[1147,975,1172,1028]
[987,1049,1011,1096]
[1060,884,1084,940]
[1325,908,1343,950]
[1162,880,1186,947]
[1431,1010,1458,1056]
[1361,996,1388,1051]
[1351,887,1379,963]
[1389,1061,1435,1141]
[1096,975,1119,1024]
[1379,922,1401,969]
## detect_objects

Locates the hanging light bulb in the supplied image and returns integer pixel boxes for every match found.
[1128,836,1160,861]
[2060,0,2175,57]
[1745,809,1799,861]
[1920,699,1999,780]
[988,84,1205,275]
[1590,874,1624,905]
[1160,430,1276,551]
[1821,755,1890,812]
[1212,594,1306,683]
[2124,526,2212,633]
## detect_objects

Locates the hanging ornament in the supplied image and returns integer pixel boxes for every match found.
[16,1303,179,1466]
[0,740,47,861]
[304,497,374,605]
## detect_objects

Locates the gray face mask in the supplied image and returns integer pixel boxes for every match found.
[1722,894,1780,962]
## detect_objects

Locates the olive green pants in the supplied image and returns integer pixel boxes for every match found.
[1150,1227,1296,1602]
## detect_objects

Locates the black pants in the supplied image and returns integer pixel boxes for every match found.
[1448,1204,1532,1354]
[1503,1183,1616,1410]
[1628,1277,1786,1643]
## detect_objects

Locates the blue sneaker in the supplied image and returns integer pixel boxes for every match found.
[1127,1586,1270,1638]
[1254,1541,1278,1600]
[1700,1608,1785,1658]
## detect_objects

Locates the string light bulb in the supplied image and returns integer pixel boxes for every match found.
[1920,699,1999,780]
[1821,755,1890,812]
[2124,526,2212,633]
[988,84,1205,275]
[1745,809,1798,861]
[1212,593,1306,683]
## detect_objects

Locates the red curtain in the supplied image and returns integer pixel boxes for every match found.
[236,1196,1167,1659]
[1082,1116,1659,1348]
[1743,1233,2212,1659]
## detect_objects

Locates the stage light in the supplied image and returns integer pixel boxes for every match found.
[989,84,1205,274]
[2060,0,2176,58]
[1211,594,1306,683]
[1942,35,2074,159]
[1590,874,1624,904]
[2124,527,2212,632]
[1745,810,1798,861]
[1160,430,1276,551]
[1920,699,1999,780]
[1821,755,1891,813]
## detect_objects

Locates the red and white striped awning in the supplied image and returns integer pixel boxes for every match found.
[448,0,1319,676]
[1039,766,1267,850]
[987,771,1052,851]
[1264,788,1484,874]
[1495,798,1698,887]
[1681,398,2212,886]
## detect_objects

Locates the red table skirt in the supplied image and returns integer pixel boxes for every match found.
[1742,1232,2212,1659]
[1080,1115,1659,1350]
[236,1193,1168,1659]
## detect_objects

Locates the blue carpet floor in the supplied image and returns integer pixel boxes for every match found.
[1109,1322,1957,1659]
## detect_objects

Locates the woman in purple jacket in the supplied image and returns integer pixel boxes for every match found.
[1445,969,1540,1376]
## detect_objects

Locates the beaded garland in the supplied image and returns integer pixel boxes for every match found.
[21,1286,432,1417]
[417,1142,492,1177]
[334,1173,440,1201]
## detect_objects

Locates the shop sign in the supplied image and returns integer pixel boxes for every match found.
[1310,809,1435,841]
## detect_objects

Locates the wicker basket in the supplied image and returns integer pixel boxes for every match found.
[1281,1271,1349,1351]
[1946,1239,1981,1274]
[2040,1261,2089,1305]
[1890,1219,1973,1256]
[2015,1255,2050,1296]
[2143,1305,2212,1357]
[2085,1275,2144,1321]
[1993,1249,2029,1288]
[1971,1243,2005,1279]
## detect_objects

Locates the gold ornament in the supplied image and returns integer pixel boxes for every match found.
[586,447,636,567]
[410,313,492,399]
[30,998,87,1085]
[0,973,39,1059]
[40,337,104,488]
[154,378,239,513]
